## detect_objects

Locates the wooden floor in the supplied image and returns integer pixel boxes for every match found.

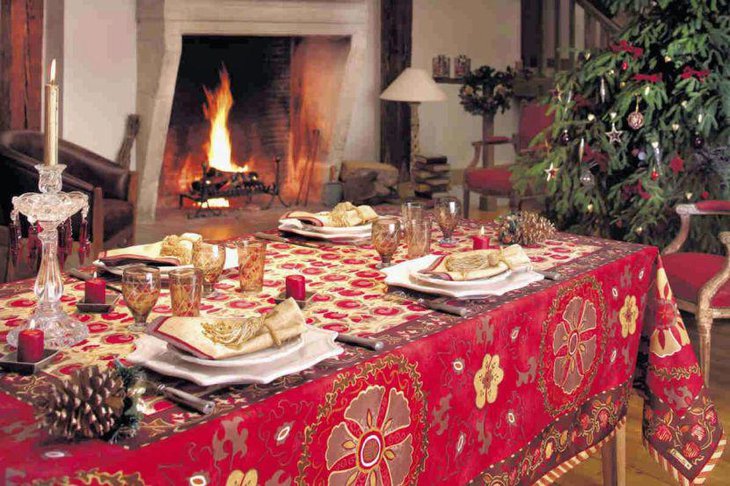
[135,204,730,485]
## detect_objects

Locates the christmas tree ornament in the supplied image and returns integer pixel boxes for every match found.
[606,123,624,144]
[496,211,556,246]
[599,77,607,103]
[635,226,643,235]
[669,155,685,174]
[637,150,647,161]
[651,169,659,180]
[587,203,594,213]
[578,137,586,162]
[587,113,596,122]
[693,133,705,149]
[665,55,672,62]
[558,129,571,146]
[651,140,662,164]
[622,60,629,71]
[672,123,680,131]
[38,364,142,442]
[686,192,693,200]
[698,112,704,124]
[627,98,645,130]
[544,162,559,182]
[580,169,596,188]
[608,69,616,76]
[644,85,651,96]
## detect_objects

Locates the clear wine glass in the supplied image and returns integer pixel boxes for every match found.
[372,217,401,268]
[122,266,161,331]
[435,197,461,244]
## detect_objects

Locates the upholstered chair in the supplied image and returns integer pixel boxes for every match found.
[462,102,553,217]
[0,130,137,262]
[662,200,730,385]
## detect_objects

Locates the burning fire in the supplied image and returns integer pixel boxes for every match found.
[198,197,230,208]
[203,67,247,173]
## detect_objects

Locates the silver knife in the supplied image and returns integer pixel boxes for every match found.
[336,334,384,351]
[154,383,215,415]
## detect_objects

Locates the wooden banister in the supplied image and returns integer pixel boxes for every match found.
[575,0,621,35]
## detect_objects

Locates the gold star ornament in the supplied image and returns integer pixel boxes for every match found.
[544,162,560,182]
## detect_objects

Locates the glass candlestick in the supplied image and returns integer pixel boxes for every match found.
[6,164,90,349]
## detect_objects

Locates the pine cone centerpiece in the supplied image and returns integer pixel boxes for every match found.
[497,211,556,245]
[41,366,127,441]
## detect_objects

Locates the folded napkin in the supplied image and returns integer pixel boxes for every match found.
[98,233,203,267]
[420,245,532,281]
[148,298,305,360]
[281,202,378,227]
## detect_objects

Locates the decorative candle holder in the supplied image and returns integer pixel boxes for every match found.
[6,164,90,349]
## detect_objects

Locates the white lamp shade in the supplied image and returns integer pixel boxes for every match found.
[380,68,447,103]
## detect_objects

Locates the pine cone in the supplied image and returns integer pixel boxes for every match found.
[516,211,556,245]
[497,211,556,245]
[41,366,126,441]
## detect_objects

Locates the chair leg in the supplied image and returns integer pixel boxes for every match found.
[463,187,470,218]
[601,424,626,486]
[697,311,713,386]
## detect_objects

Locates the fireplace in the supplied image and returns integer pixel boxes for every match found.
[136,0,369,221]
[160,35,350,214]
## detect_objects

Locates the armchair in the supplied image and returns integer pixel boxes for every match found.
[0,130,137,261]
[662,200,730,385]
[463,102,553,217]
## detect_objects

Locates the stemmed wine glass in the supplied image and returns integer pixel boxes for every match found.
[122,266,161,331]
[435,197,461,244]
[372,217,401,268]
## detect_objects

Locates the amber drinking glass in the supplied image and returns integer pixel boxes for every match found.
[435,197,461,244]
[406,219,432,259]
[169,268,203,317]
[401,200,425,224]
[122,266,161,331]
[192,243,227,295]
[237,239,267,293]
[372,217,401,268]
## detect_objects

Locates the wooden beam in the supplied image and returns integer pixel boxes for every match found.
[380,0,412,181]
[0,0,44,131]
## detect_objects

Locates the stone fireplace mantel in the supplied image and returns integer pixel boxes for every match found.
[136,0,368,221]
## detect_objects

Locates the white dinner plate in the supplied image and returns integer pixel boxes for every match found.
[166,335,304,367]
[409,266,513,291]
[300,222,373,235]
[278,224,370,242]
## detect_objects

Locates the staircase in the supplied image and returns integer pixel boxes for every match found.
[517,0,622,97]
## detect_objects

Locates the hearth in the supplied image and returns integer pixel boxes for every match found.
[158,34,350,215]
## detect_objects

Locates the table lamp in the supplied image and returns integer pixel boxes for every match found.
[380,68,447,175]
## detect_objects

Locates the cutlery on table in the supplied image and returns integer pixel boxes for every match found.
[385,291,468,317]
[254,232,320,249]
[536,270,562,281]
[336,334,384,351]
[68,268,123,294]
[146,381,215,415]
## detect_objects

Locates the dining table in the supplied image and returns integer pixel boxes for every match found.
[0,215,724,485]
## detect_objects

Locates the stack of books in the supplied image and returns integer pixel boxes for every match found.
[413,154,450,199]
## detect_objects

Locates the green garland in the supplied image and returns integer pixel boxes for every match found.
[459,65,515,117]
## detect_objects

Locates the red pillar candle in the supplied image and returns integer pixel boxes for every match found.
[17,329,44,362]
[285,275,306,301]
[472,235,492,250]
[84,278,106,304]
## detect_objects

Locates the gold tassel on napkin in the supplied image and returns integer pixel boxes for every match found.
[421,245,532,281]
[148,298,305,360]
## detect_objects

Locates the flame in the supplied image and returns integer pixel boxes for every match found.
[198,198,230,208]
[203,67,246,173]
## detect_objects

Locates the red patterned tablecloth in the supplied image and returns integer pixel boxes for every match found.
[0,219,724,485]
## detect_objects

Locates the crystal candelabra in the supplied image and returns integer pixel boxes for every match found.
[7,164,90,349]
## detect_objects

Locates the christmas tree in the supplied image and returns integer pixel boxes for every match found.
[512,0,730,252]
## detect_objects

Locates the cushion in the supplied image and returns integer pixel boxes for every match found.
[465,167,513,195]
[663,252,730,307]
[695,200,730,213]
[103,199,134,240]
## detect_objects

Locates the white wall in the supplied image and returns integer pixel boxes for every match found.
[412,0,521,203]
[62,0,137,166]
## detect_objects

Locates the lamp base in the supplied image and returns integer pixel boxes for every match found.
[7,301,89,349]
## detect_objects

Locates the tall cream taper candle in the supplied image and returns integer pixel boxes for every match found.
[44,59,59,166]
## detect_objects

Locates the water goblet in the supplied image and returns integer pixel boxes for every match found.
[169,268,203,317]
[372,217,401,268]
[122,266,161,331]
[435,197,461,244]
[192,243,227,296]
